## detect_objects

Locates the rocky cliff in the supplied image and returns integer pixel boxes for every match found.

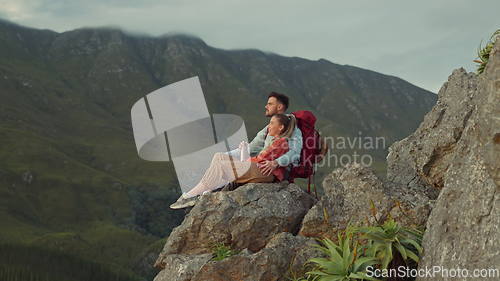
[152,166,432,281]
[387,37,499,279]
[153,37,499,280]
[415,41,499,279]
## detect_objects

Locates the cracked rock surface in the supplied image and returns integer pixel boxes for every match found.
[387,68,479,199]
[413,37,500,279]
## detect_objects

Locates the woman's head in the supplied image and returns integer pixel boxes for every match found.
[268,114,291,137]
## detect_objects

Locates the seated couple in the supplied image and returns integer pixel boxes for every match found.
[170,92,303,209]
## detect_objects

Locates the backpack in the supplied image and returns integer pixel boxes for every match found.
[264,110,328,193]
[288,110,327,194]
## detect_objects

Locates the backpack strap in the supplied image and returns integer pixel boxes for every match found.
[315,129,329,162]
[307,175,311,194]
[284,164,292,183]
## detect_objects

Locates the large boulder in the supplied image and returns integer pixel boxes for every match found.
[298,196,338,238]
[190,232,320,281]
[415,37,500,279]
[154,182,316,275]
[299,163,432,238]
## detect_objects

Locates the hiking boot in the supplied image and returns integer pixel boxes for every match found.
[170,194,199,209]
[221,182,241,192]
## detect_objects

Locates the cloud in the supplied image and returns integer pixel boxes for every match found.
[0,0,38,20]
[0,0,498,93]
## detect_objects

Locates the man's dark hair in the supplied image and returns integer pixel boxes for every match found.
[268,92,289,110]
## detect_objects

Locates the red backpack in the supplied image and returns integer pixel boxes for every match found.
[288,110,327,194]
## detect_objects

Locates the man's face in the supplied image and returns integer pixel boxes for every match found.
[265,97,283,117]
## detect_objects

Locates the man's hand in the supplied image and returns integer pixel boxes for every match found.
[259,160,279,176]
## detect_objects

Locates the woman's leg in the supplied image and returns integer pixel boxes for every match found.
[185,153,252,197]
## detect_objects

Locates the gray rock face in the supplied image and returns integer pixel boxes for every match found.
[300,163,432,238]
[299,196,338,238]
[387,67,479,200]
[154,182,315,270]
[153,254,212,281]
[414,38,500,280]
[323,163,390,226]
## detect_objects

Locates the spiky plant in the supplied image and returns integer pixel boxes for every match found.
[357,219,423,270]
[305,230,379,281]
[211,242,238,261]
[474,29,500,74]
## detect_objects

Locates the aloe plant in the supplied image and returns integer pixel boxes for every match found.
[357,219,423,270]
[305,231,379,281]
[474,29,500,74]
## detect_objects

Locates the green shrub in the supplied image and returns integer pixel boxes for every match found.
[211,242,239,261]
[290,220,424,281]
[304,230,379,281]
[474,29,500,74]
[357,219,423,270]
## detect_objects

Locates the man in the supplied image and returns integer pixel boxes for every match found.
[230,92,303,177]
[170,92,303,209]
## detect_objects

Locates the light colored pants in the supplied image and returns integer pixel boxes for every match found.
[186,152,274,197]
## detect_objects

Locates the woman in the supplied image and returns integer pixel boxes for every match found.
[170,114,294,209]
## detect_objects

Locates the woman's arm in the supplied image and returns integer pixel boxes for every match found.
[253,138,289,162]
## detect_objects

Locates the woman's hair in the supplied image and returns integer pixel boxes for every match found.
[273,113,295,138]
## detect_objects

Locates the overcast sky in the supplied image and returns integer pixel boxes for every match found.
[1,0,498,93]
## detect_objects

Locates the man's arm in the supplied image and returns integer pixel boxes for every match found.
[275,127,302,167]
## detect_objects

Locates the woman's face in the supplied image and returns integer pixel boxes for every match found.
[268,116,284,137]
